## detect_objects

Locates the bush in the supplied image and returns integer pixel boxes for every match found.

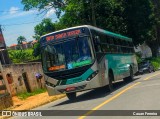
[135,52,142,63]
[138,57,160,71]
[8,49,39,63]
[151,61,160,70]
[149,57,160,70]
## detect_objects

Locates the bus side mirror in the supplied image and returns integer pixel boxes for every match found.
[94,36,101,44]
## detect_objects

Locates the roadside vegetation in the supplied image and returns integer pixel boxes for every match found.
[136,53,160,70]
[8,48,39,63]
[150,57,160,70]
[17,88,46,100]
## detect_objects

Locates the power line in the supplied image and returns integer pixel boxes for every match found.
[0,9,23,13]
[2,20,42,26]
[1,16,58,27]
[0,8,38,13]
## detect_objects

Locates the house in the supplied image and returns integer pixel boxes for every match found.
[9,40,38,50]
[134,42,152,58]
[10,44,18,50]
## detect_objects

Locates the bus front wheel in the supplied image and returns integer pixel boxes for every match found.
[66,92,76,101]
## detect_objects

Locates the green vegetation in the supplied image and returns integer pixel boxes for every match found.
[32,18,56,57]
[137,56,160,70]
[17,36,26,45]
[21,0,160,57]
[17,88,46,100]
[150,57,160,70]
[8,48,39,63]
[136,52,143,63]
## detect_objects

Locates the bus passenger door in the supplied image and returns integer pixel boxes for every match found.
[98,57,109,87]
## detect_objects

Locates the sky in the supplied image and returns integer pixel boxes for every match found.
[0,0,58,46]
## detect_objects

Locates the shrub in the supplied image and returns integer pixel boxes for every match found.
[151,61,160,70]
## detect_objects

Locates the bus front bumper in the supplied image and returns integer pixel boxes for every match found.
[45,74,101,96]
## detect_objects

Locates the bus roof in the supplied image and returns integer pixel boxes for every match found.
[41,25,132,41]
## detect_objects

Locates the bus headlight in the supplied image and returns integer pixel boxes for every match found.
[86,70,99,81]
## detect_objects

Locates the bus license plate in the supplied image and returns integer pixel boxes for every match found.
[66,87,76,91]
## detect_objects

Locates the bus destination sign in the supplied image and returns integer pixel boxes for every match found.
[46,29,81,41]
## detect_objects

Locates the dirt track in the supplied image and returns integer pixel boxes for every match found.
[10,92,65,110]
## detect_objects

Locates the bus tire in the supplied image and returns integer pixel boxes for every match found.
[66,92,76,101]
[125,66,133,82]
[128,67,133,81]
[107,71,114,92]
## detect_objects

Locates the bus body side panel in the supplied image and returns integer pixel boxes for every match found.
[106,53,137,81]
[45,61,103,96]
[106,54,120,81]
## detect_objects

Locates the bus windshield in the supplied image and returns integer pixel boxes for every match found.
[42,36,93,72]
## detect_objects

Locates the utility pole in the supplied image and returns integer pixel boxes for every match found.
[0,25,11,64]
[91,0,96,26]
[0,25,7,49]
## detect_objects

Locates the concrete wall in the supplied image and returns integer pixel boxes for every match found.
[1,62,45,96]
[0,93,13,110]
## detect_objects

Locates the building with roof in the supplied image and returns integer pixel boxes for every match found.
[9,40,38,50]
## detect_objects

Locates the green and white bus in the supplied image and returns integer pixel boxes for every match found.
[40,25,138,100]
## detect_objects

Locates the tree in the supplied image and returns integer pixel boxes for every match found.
[34,18,55,36]
[56,0,127,34]
[17,36,26,44]
[122,0,157,56]
[17,36,27,51]
[149,0,160,57]
[21,0,65,17]
[33,18,56,57]
[33,42,40,57]
[22,0,160,57]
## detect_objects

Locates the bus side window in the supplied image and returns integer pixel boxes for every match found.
[113,38,119,53]
[107,37,112,53]
[127,41,131,53]
[93,36,102,53]
[128,42,134,53]
[122,40,127,53]
[101,43,110,53]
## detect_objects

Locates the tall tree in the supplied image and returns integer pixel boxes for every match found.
[21,0,65,17]
[22,0,159,57]
[33,18,56,57]
[122,0,157,56]
[34,18,55,37]
[150,0,160,57]
[17,36,26,44]
[56,0,127,34]
[17,36,27,51]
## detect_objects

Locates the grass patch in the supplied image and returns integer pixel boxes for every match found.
[150,57,160,70]
[144,57,160,70]
[17,88,46,100]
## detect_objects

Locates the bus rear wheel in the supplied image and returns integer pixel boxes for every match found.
[107,72,114,92]
[66,92,76,101]
[128,67,133,81]
[124,67,133,82]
